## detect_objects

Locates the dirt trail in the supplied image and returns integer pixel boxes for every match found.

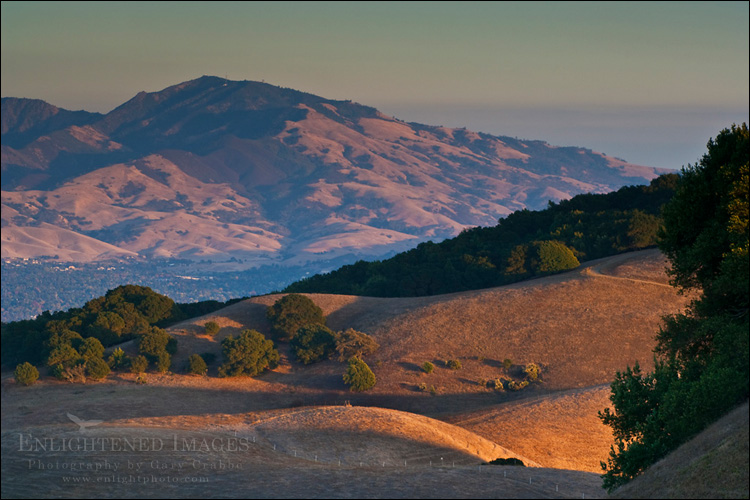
[580,250,674,288]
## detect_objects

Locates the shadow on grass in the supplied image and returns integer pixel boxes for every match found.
[7,376,557,428]
[396,361,422,373]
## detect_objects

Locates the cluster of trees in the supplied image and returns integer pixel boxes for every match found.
[218,329,279,377]
[2,285,179,368]
[265,294,378,391]
[284,174,678,297]
[599,124,749,491]
[2,285,184,384]
[136,326,177,373]
[5,287,378,389]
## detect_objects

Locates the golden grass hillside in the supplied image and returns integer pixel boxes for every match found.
[2,405,610,499]
[167,249,690,399]
[446,384,614,473]
[110,406,539,466]
[1,249,693,498]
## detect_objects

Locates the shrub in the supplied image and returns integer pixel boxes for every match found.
[155,352,171,373]
[266,294,325,341]
[417,382,428,392]
[59,364,87,383]
[334,328,379,361]
[187,354,208,375]
[47,344,80,368]
[218,329,279,377]
[204,321,220,336]
[447,359,462,370]
[138,327,170,359]
[78,337,105,361]
[486,457,525,466]
[421,361,435,374]
[130,355,149,374]
[534,240,580,273]
[502,358,513,371]
[429,385,438,396]
[492,378,505,391]
[107,347,129,371]
[14,362,39,386]
[507,380,529,391]
[86,357,111,380]
[524,362,541,381]
[343,357,376,392]
[291,324,337,364]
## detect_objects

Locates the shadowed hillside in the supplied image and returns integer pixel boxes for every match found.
[610,401,749,499]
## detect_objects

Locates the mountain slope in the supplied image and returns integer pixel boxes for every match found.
[2,76,668,265]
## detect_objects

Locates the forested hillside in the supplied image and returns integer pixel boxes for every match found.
[285,173,679,296]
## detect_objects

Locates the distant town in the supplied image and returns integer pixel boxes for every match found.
[1,257,341,322]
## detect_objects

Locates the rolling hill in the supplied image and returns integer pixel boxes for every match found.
[4,249,746,499]
[165,249,690,395]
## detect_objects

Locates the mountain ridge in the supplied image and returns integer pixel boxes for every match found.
[2,76,669,266]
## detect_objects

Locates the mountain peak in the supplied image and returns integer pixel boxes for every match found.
[2,77,667,266]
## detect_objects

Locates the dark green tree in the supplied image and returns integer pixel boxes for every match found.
[266,294,325,341]
[44,329,83,354]
[218,329,280,377]
[85,357,111,380]
[46,344,80,369]
[334,328,380,361]
[187,354,208,375]
[291,324,337,364]
[204,321,221,336]
[137,327,172,361]
[599,124,749,491]
[343,357,376,392]
[78,337,105,361]
[105,285,175,324]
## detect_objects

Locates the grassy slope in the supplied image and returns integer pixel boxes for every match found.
[611,401,749,499]
[2,249,711,498]
[167,249,690,398]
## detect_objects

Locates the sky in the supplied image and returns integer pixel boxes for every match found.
[2,1,748,170]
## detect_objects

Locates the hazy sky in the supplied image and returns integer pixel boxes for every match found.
[2,1,748,169]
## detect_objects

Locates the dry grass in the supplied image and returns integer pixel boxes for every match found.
[612,401,749,499]
[1,422,607,499]
[1,250,696,498]
[107,406,537,467]
[446,385,614,473]
[168,249,690,399]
